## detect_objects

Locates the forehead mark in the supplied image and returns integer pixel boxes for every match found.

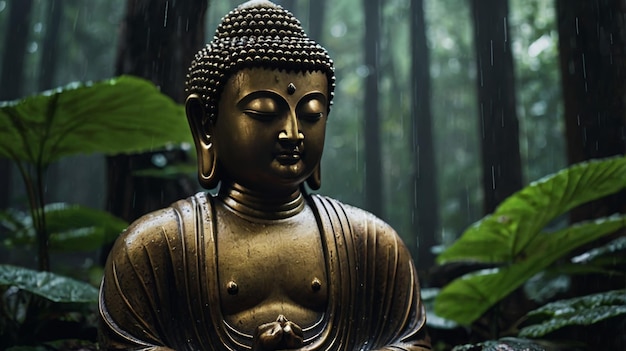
[287,83,297,95]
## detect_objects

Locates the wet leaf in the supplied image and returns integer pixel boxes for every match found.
[437,156,626,264]
[44,203,127,251]
[452,337,546,351]
[519,290,626,338]
[421,288,460,330]
[0,76,190,167]
[434,215,626,324]
[1,204,127,251]
[570,236,626,264]
[0,264,98,303]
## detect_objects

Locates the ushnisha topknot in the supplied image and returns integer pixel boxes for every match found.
[185,0,336,122]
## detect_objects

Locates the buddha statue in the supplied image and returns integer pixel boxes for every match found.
[98,1,431,350]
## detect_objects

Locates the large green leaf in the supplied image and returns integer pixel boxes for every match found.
[434,215,626,324]
[437,156,626,264]
[0,265,98,303]
[571,235,626,264]
[2,203,127,251]
[45,203,128,251]
[0,76,191,166]
[451,337,546,351]
[519,290,626,338]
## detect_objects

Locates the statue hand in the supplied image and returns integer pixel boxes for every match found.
[253,321,284,351]
[281,320,303,349]
[253,315,303,351]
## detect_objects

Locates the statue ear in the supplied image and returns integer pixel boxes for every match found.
[306,164,321,190]
[185,94,219,189]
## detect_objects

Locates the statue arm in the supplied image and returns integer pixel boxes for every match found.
[99,209,181,350]
[371,259,432,351]
[343,205,432,351]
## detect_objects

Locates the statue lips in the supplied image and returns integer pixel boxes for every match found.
[274,146,302,165]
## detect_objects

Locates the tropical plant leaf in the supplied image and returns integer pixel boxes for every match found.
[571,235,626,264]
[421,288,460,330]
[524,272,571,304]
[44,203,127,251]
[434,215,626,324]
[437,156,626,264]
[519,290,626,338]
[0,265,98,303]
[0,76,191,167]
[1,204,127,251]
[0,209,31,245]
[451,337,546,351]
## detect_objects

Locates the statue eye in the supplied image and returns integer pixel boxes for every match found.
[298,98,325,122]
[242,97,278,120]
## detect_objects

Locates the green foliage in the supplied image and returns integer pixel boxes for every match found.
[0,265,98,349]
[519,290,626,338]
[1,203,127,252]
[451,337,546,351]
[0,75,190,167]
[435,156,626,325]
[438,157,626,264]
[0,75,189,271]
[0,265,97,303]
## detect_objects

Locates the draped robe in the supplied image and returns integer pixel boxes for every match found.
[99,192,431,350]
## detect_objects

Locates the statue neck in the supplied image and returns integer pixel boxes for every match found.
[217,182,305,220]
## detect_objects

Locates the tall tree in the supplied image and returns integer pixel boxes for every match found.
[0,0,33,209]
[38,0,64,91]
[106,0,208,227]
[0,0,33,100]
[556,0,626,220]
[307,0,326,42]
[362,0,383,217]
[410,0,438,269]
[470,0,523,214]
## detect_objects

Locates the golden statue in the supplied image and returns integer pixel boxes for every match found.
[99,1,431,350]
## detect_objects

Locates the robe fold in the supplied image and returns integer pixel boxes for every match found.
[99,192,431,351]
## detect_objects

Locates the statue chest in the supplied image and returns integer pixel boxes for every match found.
[215,205,329,333]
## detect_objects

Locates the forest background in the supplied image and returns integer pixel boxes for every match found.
[0,0,625,349]
[0,0,570,268]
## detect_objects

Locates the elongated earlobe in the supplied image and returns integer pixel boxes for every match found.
[186,94,220,189]
[306,164,321,190]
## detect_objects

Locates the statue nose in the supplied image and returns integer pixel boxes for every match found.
[278,111,304,142]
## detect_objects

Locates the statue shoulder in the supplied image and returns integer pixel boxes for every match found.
[109,193,212,258]
[310,194,404,247]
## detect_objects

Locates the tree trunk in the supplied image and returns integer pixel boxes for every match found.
[556,0,626,220]
[38,0,64,91]
[106,0,208,228]
[556,4,626,348]
[0,0,33,209]
[0,160,10,209]
[362,0,383,217]
[0,0,33,100]
[410,0,438,270]
[115,0,207,102]
[307,0,327,42]
[470,0,523,214]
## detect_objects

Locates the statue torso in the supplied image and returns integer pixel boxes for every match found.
[99,193,430,351]
[215,199,329,335]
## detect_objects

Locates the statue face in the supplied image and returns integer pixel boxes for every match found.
[213,68,328,193]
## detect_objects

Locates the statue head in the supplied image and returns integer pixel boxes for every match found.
[185,0,335,192]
